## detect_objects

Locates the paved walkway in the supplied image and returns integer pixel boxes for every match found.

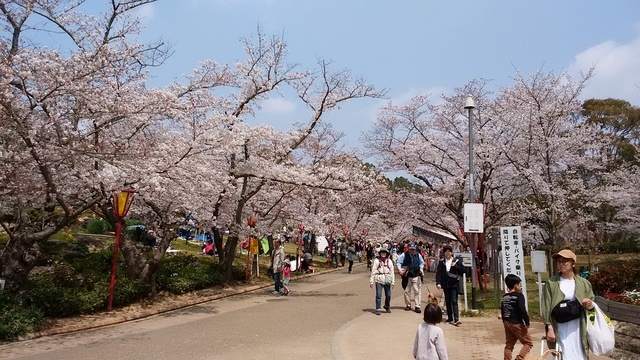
[12,264,613,359]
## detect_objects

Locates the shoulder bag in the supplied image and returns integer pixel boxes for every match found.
[551,299,581,323]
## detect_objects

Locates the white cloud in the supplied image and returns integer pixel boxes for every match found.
[568,33,640,105]
[389,87,450,105]
[260,97,297,115]
[134,3,156,25]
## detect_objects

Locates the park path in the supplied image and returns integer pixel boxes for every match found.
[0,264,613,359]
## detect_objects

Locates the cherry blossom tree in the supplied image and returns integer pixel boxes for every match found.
[362,79,522,247]
[363,70,618,253]
[0,0,170,290]
[1,0,387,290]
[492,70,605,249]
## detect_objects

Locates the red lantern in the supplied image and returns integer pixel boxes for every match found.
[247,216,256,228]
[298,223,304,232]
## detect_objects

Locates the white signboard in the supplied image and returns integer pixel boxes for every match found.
[464,203,484,233]
[454,252,473,267]
[500,226,528,310]
[531,250,548,273]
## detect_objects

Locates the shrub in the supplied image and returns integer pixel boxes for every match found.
[26,259,148,316]
[0,291,44,341]
[112,277,149,307]
[68,249,113,276]
[85,218,112,234]
[590,259,640,295]
[602,239,640,253]
[156,254,224,294]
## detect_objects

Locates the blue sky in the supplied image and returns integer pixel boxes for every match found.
[123,0,640,149]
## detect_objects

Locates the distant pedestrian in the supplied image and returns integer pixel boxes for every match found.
[347,241,357,273]
[339,239,347,267]
[270,239,285,295]
[282,257,292,296]
[366,243,374,270]
[413,303,449,360]
[501,274,532,360]
[369,247,395,315]
[330,240,338,268]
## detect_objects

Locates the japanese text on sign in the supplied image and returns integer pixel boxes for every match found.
[500,226,528,310]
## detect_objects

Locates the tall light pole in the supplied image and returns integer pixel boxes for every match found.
[464,95,477,310]
[108,190,135,311]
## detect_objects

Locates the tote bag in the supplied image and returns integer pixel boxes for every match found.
[585,302,615,356]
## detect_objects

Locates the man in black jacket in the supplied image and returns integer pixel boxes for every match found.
[435,245,465,325]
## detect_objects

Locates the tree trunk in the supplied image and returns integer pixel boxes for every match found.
[0,237,41,292]
[220,234,239,281]
[118,230,174,296]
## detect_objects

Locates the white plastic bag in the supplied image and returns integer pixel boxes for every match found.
[585,302,615,356]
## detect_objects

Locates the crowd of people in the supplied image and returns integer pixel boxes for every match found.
[265,233,597,360]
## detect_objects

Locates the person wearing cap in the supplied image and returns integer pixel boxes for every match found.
[435,245,465,325]
[396,241,425,313]
[541,249,594,359]
[369,246,395,315]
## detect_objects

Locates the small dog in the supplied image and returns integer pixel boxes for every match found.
[427,292,439,306]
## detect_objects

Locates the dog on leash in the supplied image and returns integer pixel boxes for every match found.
[427,292,439,306]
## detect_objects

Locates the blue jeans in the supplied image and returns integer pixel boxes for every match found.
[443,287,459,321]
[274,272,282,292]
[331,254,338,268]
[375,283,391,310]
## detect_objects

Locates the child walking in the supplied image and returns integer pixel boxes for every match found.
[413,303,449,360]
[282,257,291,296]
[501,274,533,360]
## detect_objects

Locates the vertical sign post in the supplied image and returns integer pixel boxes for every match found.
[531,250,547,316]
[500,226,528,310]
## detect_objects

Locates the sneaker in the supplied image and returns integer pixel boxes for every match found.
[415,307,421,314]
[454,320,461,326]
[375,309,382,315]
[384,307,391,313]
[445,319,454,324]
[272,291,280,295]
[405,306,412,311]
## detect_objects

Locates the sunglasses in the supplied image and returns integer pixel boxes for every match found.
[556,258,572,264]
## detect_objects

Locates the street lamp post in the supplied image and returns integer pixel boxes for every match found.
[108,190,135,311]
[464,95,477,310]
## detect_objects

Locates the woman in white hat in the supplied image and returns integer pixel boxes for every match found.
[541,249,595,359]
[370,247,395,315]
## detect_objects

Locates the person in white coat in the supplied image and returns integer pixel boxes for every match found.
[413,303,449,360]
[369,247,395,315]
